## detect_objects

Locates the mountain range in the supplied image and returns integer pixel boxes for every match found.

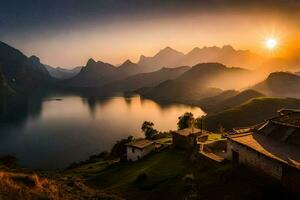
[97,66,190,95]
[45,65,82,79]
[138,63,252,104]
[137,45,264,71]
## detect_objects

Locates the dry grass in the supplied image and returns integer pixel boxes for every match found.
[0,171,61,200]
[0,170,124,200]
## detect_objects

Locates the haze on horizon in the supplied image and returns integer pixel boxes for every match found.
[1,0,300,67]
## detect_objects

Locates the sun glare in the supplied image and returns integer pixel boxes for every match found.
[265,37,278,50]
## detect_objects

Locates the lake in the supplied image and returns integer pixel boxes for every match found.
[0,95,205,169]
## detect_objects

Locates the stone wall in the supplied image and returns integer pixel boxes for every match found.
[226,139,283,180]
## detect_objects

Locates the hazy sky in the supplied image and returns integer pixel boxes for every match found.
[1,0,300,67]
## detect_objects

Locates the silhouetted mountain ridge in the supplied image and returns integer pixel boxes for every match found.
[253,72,300,98]
[0,41,53,93]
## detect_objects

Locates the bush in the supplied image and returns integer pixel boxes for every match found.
[135,172,148,183]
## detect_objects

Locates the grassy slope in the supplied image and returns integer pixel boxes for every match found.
[204,97,300,131]
[79,148,290,200]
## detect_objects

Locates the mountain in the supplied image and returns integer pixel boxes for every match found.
[0,41,53,93]
[137,47,185,72]
[115,59,144,78]
[45,65,82,79]
[296,71,300,75]
[137,45,264,72]
[253,72,300,98]
[198,89,265,113]
[182,45,263,69]
[66,58,147,88]
[99,66,190,94]
[0,72,14,98]
[140,63,251,104]
[204,97,300,131]
[66,58,117,88]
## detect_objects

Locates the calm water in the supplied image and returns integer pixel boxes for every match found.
[0,95,204,169]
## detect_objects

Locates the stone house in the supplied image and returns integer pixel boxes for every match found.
[171,127,209,150]
[226,109,300,192]
[126,139,156,161]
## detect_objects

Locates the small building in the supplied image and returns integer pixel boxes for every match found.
[226,109,300,192]
[171,127,209,150]
[126,139,156,161]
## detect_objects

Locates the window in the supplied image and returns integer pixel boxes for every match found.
[132,148,135,153]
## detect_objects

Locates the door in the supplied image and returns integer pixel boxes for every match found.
[232,150,239,163]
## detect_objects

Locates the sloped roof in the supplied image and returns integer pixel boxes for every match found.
[229,133,300,169]
[172,127,210,136]
[126,139,154,149]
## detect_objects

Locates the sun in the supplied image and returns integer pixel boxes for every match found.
[265,37,278,50]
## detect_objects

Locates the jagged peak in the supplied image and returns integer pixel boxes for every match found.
[86,58,96,66]
[156,46,183,56]
[122,59,135,65]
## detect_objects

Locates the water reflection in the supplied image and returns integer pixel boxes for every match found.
[0,95,204,169]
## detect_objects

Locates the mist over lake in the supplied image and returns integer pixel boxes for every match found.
[0,95,204,169]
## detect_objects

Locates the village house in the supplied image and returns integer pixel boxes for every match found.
[171,127,209,150]
[126,139,156,161]
[226,109,300,192]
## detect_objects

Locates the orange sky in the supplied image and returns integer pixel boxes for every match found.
[4,10,300,67]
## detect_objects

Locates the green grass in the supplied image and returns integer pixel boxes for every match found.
[204,97,300,131]
[207,133,224,141]
[77,148,290,200]
[154,137,172,145]
[87,148,190,199]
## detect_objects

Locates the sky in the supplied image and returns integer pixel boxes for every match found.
[1,0,300,67]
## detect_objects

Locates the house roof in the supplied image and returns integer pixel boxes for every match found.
[229,133,300,169]
[126,139,154,149]
[172,127,210,136]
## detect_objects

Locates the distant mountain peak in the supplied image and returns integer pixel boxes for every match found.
[87,58,96,66]
[122,59,135,65]
[155,46,183,57]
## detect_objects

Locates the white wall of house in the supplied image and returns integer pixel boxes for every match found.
[126,144,155,161]
[226,140,283,180]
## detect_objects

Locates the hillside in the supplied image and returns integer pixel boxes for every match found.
[66,58,117,87]
[204,97,300,131]
[0,72,14,98]
[198,89,264,113]
[116,59,145,77]
[253,72,300,98]
[100,66,190,94]
[0,41,53,93]
[140,63,251,104]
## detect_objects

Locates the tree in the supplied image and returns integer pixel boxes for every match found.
[110,136,133,159]
[141,121,158,139]
[195,116,205,130]
[177,112,195,130]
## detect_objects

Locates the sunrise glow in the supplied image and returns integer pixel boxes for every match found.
[265,37,278,50]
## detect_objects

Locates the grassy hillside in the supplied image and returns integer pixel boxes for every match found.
[253,72,300,98]
[199,89,264,113]
[140,63,251,104]
[204,97,300,131]
[70,148,291,200]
